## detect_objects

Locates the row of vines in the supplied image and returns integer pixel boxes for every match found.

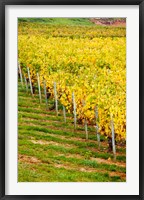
[18,22,126,143]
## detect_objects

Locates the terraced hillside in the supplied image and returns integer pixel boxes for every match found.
[18,82,126,182]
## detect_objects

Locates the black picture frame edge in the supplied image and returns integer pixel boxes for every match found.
[0,1,144,199]
[0,1,5,200]
[139,0,144,200]
[0,0,143,5]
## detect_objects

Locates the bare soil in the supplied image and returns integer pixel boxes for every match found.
[90,18,126,27]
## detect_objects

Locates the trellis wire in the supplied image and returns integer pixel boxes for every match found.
[95,106,100,148]
[44,80,48,110]
[72,92,77,129]
[37,73,42,103]
[27,67,33,96]
[18,62,23,86]
[110,114,116,160]
[54,82,58,116]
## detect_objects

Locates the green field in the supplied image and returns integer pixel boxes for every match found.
[18,83,126,182]
[18,18,95,26]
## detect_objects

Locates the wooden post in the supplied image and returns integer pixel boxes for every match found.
[27,67,33,96]
[18,63,23,86]
[82,100,88,140]
[63,105,66,123]
[72,92,77,129]
[95,106,100,148]
[44,80,48,110]
[37,73,42,103]
[54,82,58,116]
[24,76,28,92]
[110,114,116,160]
[84,119,88,140]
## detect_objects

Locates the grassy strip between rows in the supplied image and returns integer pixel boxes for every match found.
[18,162,123,182]
[18,138,126,174]
[19,110,73,123]
[18,83,126,182]
[19,128,126,163]
[19,110,125,147]
[18,94,67,110]
[18,112,104,135]
[18,113,99,139]
[18,120,125,154]
[19,117,85,131]
[18,93,126,144]
[19,121,125,152]
[18,105,74,118]
[19,90,126,143]
[18,122,126,155]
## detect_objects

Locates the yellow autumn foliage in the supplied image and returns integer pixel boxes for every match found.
[18,22,126,141]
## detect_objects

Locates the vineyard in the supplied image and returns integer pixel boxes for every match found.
[18,18,126,182]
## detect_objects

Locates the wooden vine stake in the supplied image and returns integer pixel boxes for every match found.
[18,62,23,86]
[63,105,66,123]
[110,114,116,161]
[84,119,88,140]
[82,100,88,140]
[27,67,33,96]
[72,92,77,129]
[54,82,58,116]
[95,106,100,148]
[37,73,42,103]
[24,76,28,92]
[44,80,48,110]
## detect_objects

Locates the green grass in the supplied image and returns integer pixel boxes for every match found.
[19,162,122,182]
[18,82,126,182]
[19,126,126,159]
[18,18,94,26]
[19,138,125,174]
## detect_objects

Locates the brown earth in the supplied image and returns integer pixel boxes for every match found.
[90,18,126,27]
